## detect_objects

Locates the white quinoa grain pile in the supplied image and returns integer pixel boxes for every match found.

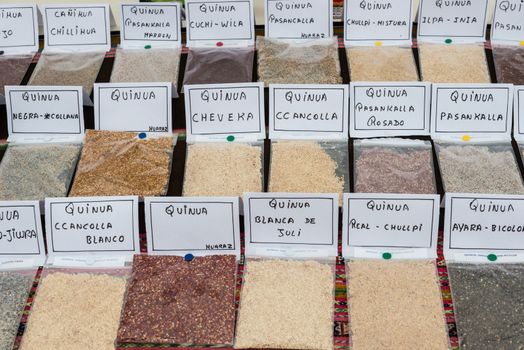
[235,259,333,350]
[347,260,449,350]
[438,144,524,194]
[347,46,419,81]
[20,272,127,350]
[183,143,262,197]
[419,44,491,83]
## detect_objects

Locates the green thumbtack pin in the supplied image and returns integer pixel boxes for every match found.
[445,38,452,44]
[144,44,152,49]
[487,254,497,262]
[226,135,235,142]
[382,252,392,260]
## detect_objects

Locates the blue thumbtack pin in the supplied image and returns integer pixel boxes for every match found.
[184,253,194,262]
[138,132,147,139]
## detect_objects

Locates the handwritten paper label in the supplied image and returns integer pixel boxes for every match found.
[5,86,84,143]
[431,84,513,141]
[45,197,140,262]
[0,201,45,268]
[514,86,524,142]
[265,0,332,40]
[42,4,111,51]
[185,0,255,47]
[444,193,524,262]
[145,197,240,257]
[94,83,172,135]
[244,193,338,257]
[417,0,489,42]
[344,0,413,45]
[342,194,439,259]
[184,83,264,142]
[120,3,181,47]
[269,84,348,139]
[350,82,431,138]
[491,0,524,45]
[0,4,38,54]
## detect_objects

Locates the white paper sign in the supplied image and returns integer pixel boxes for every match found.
[491,0,524,45]
[342,193,439,259]
[269,84,348,140]
[265,0,333,40]
[244,193,338,257]
[120,3,182,48]
[185,0,255,47]
[344,0,413,45]
[45,197,140,263]
[0,4,39,54]
[0,201,46,268]
[145,197,240,257]
[94,82,172,135]
[417,0,489,43]
[184,82,265,142]
[514,86,524,142]
[444,193,524,263]
[5,86,85,143]
[431,84,513,141]
[42,4,111,51]
[350,82,431,138]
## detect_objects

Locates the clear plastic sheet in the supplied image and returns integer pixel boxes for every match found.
[0,269,35,350]
[435,142,524,194]
[183,142,263,197]
[419,43,491,83]
[69,130,175,197]
[493,44,524,85]
[19,267,129,350]
[110,47,181,85]
[353,139,437,194]
[347,259,449,350]
[182,47,254,86]
[0,55,33,96]
[0,143,81,201]
[28,51,105,94]
[117,254,237,346]
[347,46,419,81]
[448,263,524,349]
[235,257,335,350]
[268,140,348,205]
[257,36,342,86]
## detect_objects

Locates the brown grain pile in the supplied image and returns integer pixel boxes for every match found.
[354,145,436,194]
[183,143,262,197]
[257,36,342,86]
[69,130,174,197]
[111,48,181,85]
[347,260,449,350]
[269,141,346,203]
[28,51,105,94]
[493,45,524,85]
[419,44,491,83]
[0,55,33,95]
[117,255,237,345]
[235,259,333,350]
[347,46,419,81]
[20,272,127,350]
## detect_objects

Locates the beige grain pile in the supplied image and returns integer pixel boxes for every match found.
[110,48,181,84]
[347,46,419,81]
[29,51,105,94]
[438,144,524,194]
[183,143,262,197]
[20,272,127,350]
[348,260,448,350]
[257,36,342,86]
[419,44,491,83]
[235,259,333,350]
[269,141,346,203]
